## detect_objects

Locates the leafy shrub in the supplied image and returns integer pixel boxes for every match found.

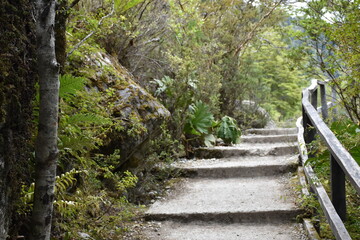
[183,101,217,150]
[216,116,241,145]
[184,101,215,136]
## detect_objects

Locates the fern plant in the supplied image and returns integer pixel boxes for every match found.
[18,168,85,216]
[216,116,241,145]
[59,74,87,99]
[56,169,84,196]
[58,74,116,169]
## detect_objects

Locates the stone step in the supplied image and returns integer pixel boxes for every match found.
[144,126,306,239]
[146,176,301,224]
[245,128,297,135]
[175,155,298,178]
[241,134,297,144]
[144,221,306,240]
[194,143,298,159]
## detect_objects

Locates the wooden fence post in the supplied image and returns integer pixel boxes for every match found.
[311,88,318,110]
[319,84,328,120]
[331,154,347,221]
[331,87,337,121]
[302,92,315,145]
[302,90,317,147]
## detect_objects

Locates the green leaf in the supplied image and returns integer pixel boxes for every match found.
[184,101,214,135]
[152,76,174,97]
[204,134,216,147]
[217,116,241,144]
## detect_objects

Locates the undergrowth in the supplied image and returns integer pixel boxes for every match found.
[18,73,178,239]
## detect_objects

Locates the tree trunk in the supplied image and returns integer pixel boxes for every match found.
[31,0,60,239]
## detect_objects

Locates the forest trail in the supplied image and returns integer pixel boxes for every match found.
[143,128,308,240]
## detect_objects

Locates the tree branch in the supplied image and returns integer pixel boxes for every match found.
[233,0,284,56]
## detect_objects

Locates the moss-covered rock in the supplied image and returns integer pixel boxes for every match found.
[0,0,36,237]
[79,52,170,170]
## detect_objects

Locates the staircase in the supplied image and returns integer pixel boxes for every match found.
[144,128,307,240]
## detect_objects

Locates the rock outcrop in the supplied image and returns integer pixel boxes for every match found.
[83,52,170,170]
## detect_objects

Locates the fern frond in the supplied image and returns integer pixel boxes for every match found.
[55,169,84,195]
[59,74,87,98]
[54,200,82,217]
[59,135,96,153]
[20,182,35,204]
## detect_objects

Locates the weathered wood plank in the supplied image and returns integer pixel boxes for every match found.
[319,84,328,119]
[303,164,351,240]
[302,98,360,195]
[303,218,321,240]
[331,154,346,221]
[297,118,352,240]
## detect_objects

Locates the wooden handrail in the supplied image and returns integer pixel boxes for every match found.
[298,79,360,240]
[297,118,351,240]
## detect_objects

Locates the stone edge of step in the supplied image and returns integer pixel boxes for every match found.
[245,128,297,135]
[145,209,304,224]
[194,145,298,159]
[241,134,298,143]
[179,162,298,178]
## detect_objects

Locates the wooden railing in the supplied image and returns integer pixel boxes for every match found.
[297,79,360,240]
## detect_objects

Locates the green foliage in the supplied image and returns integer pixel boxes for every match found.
[66,113,112,126]
[116,170,138,193]
[18,169,84,216]
[58,81,117,170]
[330,119,360,164]
[184,101,215,136]
[152,76,175,97]
[115,0,145,13]
[204,134,216,148]
[55,169,84,197]
[59,74,87,99]
[294,0,360,124]
[66,0,120,60]
[152,74,200,138]
[18,183,35,215]
[216,116,241,145]
[53,72,140,238]
[231,28,306,123]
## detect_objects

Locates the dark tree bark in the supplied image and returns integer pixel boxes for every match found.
[0,0,36,238]
[55,0,69,74]
[55,0,81,74]
[30,0,60,239]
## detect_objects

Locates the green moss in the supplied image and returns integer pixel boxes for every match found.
[0,0,37,237]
